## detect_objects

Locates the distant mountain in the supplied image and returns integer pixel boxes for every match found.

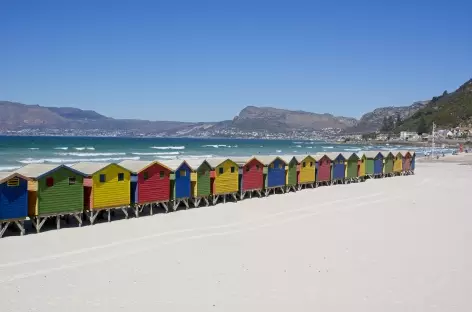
[0,101,207,133]
[346,101,429,133]
[395,78,472,132]
[230,106,358,131]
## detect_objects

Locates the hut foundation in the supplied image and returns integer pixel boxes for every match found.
[239,189,262,200]
[132,201,169,217]
[88,206,129,225]
[171,198,190,211]
[32,212,83,233]
[0,219,26,238]
[212,193,238,205]
[191,197,210,208]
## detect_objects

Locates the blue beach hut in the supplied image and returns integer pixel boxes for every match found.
[326,153,346,184]
[256,156,287,196]
[410,151,416,173]
[0,172,30,237]
[160,160,192,211]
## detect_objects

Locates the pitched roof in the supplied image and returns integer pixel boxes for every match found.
[323,152,344,160]
[252,155,282,166]
[280,155,297,163]
[292,154,315,161]
[341,152,359,160]
[381,151,394,157]
[118,160,155,173]
[70,162,128,176]
[206,157,236,169]
[363,151,383,158]
[158,159,188,171]
[0,172,30,184]
[230,156,252,166]
[184,159,211,170]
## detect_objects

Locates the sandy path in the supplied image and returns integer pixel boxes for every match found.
[0,163,471,311]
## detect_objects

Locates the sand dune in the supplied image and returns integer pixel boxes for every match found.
[0,162,471,311]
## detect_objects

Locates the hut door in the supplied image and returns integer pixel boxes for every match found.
[84,186,92,210]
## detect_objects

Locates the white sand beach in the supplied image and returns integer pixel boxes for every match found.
[0,162,471,311]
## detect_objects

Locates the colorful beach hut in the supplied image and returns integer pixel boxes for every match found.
[0,172,29,237]
[159,160,192,211]
[393,151,403,175]
[382,152,395,177]
[281,156,299,192]
[361,151,384,178]
[255,156,287,196]
[119,160,170,216]
[400,150,413,175]
[70,162,131,224]
[207,158,239,204]
[15,164,85,232]
[232,156,264,199]
[315,153,332,186]
[326,153,346,184]
[409,151,416,174]
[342,152,360,182]
[186,159,212,207]
[296,154,316,189]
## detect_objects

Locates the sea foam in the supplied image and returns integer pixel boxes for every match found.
[18,156,140,164]
[55,152,127,157]
[151,146,185,150]
[131,152,180,156]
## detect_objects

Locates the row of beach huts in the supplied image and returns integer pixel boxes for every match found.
[0,150,415,237]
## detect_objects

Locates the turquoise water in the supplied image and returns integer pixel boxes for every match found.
[0,136,447,171]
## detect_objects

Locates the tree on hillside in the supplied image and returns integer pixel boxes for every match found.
[380,116,389,132]
[416,116,428,134]
[387,116,395,131]
[442,90,448,97]
[395,113,402,126]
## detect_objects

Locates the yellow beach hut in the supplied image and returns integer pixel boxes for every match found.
[206,157,239,205]
[393,151,403,176]
[295,154,316,189]
[70,162,131,224]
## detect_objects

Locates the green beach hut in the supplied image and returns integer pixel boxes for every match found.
[15,164,86,232]
[186,159,212,207]
[382,151,395,177]
[281,155,299,192]
[342,152,360,182]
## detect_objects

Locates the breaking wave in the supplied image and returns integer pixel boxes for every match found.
[150,146,185,150]
[18,156,140,164]
[0,165,21,171]
[28,148,40,150]
[131,152,180,156]
[74,147,95,151]
[323,146,334,149]
[54,147,68,150]
[55,152,127,157]
[343,148,361,152]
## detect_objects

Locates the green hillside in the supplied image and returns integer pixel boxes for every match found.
[396,79,472,133]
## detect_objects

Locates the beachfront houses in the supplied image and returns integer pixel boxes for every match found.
[159,160,192,211]
[0,172,30,237]
[186,159,212,207]
[281,155,299,192]
[15,164,86,232]
[256,155,287,196]
[315,153,332,186]
[232,156,264,199]
[207,158,239,204]
[297,154,316,189]
[119,160,171,216]
[70,162,131,224]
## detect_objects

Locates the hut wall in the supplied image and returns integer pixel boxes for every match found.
[196,164,211,197]
[92,164,130,209]
[332,156,346,180]
[174,163,191,199]
[299,156,316,183]
[346,158,359,178]
[384,156,394,174]
[242,158,263,191]
[402,153,412,171]
[317,157,331,182]
[373,155,383,175]
[37,167,84,216]
[286,160,298,186]
[267,158,286,188]
[137,163,170,204]
[411,154,416,171]
[359,157,366,177]
[0,178,28,220]
[393,154,403,172]
[213,160,239,195]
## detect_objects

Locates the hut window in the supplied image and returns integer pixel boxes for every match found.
[180,169,187,176]
[256,165,260,170]
[46,177,54,187]
[362,159,365,163]
[159,171,165,179]
[143,171,149,180]
[246,166,250,172]
[302,162,306,168]
[219,167,223,174]
[99,174,106,183]
[309,162,313,167]
[231,167,235,173]
[7,178,19,187]
[118,173,124,181]
[279,164,283,169]
[68,177,76,185]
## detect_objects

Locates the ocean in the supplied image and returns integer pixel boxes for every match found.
[0,136,448,172]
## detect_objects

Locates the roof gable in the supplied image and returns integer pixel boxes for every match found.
[15,164,85,179]
[0,172,30,184]
[118,160,156,174]
[70,162,130,176]
[206,158,237,169]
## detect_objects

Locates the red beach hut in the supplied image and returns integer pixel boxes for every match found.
[315,153,332,186]
[233,157,264,199]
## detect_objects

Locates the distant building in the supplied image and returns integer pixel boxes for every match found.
[400,131,419,141]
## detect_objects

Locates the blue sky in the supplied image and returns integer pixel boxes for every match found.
[2,0,471,122]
